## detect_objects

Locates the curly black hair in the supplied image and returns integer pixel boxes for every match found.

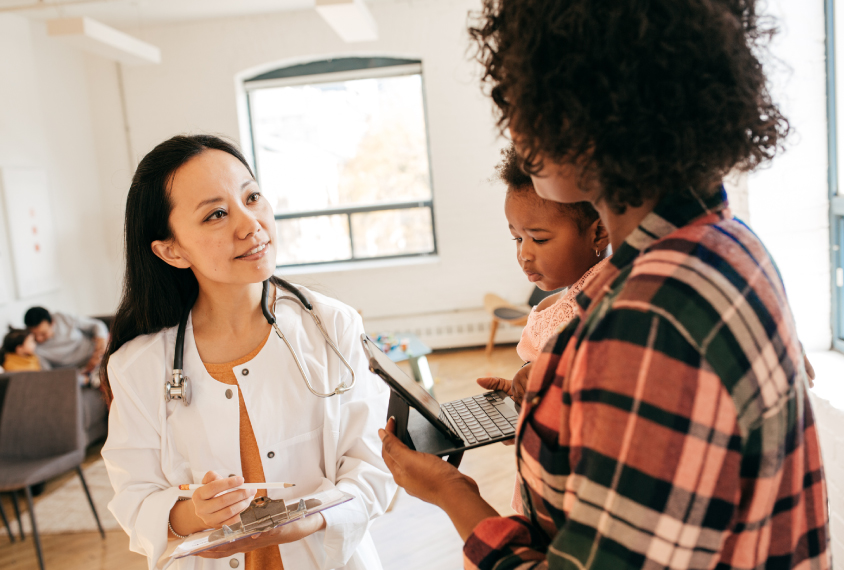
[497,144,599,233]
[470,0,789,212]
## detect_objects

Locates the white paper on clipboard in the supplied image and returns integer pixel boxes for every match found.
[156,488,353,569]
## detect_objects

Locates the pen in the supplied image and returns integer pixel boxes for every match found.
[179,482,296,491]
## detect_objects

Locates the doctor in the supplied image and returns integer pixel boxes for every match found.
[100,134,396,570]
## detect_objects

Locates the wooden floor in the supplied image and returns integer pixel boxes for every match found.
[0,345,524,570]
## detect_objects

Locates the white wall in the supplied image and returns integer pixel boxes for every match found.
[748,0,831,351]
[0,15,118,332]
[91,0,530,329]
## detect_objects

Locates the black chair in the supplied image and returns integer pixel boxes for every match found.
[0,370,105,569]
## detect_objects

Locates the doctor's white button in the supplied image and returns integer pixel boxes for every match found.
[267,451,275,458]
[229,559,239,568]
[241,369,249,376]
[225,389,233,399]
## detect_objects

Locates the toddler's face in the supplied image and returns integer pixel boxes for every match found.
[17,334,36,357]
[505,193,597,291]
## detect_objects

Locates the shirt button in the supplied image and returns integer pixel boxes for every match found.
[241,369,249,376]
[267,451,275,459]
[225,389,233,399]
[229,559,240,568]
[531,396,540,405]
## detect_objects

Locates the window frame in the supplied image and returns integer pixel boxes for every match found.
[827,0,844,353]
[242,58,438,270]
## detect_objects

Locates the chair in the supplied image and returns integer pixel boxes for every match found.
[0,369,105,569]
[483,286,561,357]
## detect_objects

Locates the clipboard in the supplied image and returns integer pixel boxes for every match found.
[156,488,353,568]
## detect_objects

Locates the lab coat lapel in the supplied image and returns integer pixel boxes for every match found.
[275,299,344,484]
[168,317,241,482]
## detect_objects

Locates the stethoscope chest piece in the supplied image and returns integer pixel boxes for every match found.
[166,369,191,405]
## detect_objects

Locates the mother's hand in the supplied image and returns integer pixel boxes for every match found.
[379,417,499,540]
[378,417,477,507]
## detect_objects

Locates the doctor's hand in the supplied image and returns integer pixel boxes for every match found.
[379,417,499,541]
[192,471,257,529]
[197,514,326,559]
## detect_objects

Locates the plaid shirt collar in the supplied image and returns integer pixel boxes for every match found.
[610,185,729,270]
[575,186,730,313]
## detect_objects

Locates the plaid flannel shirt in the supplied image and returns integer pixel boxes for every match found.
[464,188,830,569]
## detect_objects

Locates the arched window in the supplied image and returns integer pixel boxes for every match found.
[243,57,437,268]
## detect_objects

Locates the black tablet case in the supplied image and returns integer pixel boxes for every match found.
[386,389,465,467]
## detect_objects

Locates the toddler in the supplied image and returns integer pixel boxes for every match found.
[2,327,42,372]
[479,144,611,403]
[478,144,611,515]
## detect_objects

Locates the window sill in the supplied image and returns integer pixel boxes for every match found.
[276,254,440,276]
[807,349,844,411]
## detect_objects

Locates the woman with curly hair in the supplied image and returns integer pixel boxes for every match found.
[378,1,831,568]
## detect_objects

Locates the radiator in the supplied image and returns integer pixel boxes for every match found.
[362,308,524,350]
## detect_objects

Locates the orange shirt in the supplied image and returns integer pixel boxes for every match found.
[2,353,41,372]
[204,332,283,570]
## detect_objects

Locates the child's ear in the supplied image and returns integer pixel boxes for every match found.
[590,218,610,253]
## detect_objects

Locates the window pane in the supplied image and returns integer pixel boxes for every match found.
[350,208,434,259]
[250,73,432,213]
[276,215,350,265]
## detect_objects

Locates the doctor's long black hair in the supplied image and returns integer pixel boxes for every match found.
[100,134,289,401]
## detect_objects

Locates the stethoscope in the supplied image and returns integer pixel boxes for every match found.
[165,279,356,405]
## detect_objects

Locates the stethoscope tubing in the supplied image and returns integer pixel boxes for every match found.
[166,279,355,405]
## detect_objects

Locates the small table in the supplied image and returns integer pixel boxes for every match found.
[371,332,435,395]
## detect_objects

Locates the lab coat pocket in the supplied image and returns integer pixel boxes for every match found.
[262,426,326,493]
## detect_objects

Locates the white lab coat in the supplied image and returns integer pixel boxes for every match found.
[102,286,396,570]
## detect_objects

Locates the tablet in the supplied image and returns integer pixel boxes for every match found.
[361,334,519,451]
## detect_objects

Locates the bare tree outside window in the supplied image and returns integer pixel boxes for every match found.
[245,58,436,268]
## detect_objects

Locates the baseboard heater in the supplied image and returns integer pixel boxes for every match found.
[362,308,523,351]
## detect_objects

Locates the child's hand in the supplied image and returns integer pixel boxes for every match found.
[511,363,532,405]
[476,377,512,395]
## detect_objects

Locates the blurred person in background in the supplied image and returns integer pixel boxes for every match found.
[1,327,41,372]
[25,306,108,387]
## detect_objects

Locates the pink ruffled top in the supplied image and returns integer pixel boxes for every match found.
[516,256,612,363]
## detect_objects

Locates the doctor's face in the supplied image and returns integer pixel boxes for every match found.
[154,149,278,287]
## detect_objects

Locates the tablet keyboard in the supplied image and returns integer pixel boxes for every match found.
[441,392,518,444]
